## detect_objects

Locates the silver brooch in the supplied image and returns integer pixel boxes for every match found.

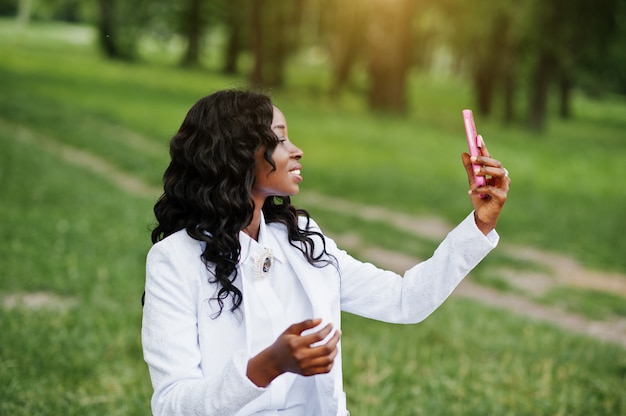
[253,248,274,280]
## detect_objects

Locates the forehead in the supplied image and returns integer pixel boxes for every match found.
[271,106,287,130]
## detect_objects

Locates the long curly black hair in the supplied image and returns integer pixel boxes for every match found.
[151,90,334,316]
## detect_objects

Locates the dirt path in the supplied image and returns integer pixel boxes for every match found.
[6,119,626,348]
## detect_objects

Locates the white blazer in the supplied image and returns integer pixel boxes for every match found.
[142,212,498,415]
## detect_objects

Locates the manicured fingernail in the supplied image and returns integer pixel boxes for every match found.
[468,189,473,195]
[470,156,478,163]
[474,168,481,175]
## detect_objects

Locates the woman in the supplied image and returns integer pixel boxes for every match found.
[141,89,510,415]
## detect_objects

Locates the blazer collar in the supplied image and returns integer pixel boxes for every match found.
[239,211,286,265]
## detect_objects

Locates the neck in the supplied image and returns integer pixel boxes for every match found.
[244,208,262,241]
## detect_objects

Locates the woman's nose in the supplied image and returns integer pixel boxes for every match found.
[291,144,303,160]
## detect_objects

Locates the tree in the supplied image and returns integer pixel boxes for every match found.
[222,0,248,75]
[441,0,623,130]
[96,0,120,58]
[178,0,205,68]
[176,0,229,68]
[561,0,622,97]
[602,0,626,95]
[250,0,305,88]
[365,0,416,114]
[521,0,620,129]
[319,0,370,95]
[16,0,33,25]
[95,0,152,60]
[441,0,524,121]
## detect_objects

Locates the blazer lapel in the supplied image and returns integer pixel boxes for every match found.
[264,223,342,327]
[268,225,342,416]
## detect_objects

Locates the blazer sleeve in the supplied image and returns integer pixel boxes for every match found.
[141,235,264,416]
[333,211,499,323]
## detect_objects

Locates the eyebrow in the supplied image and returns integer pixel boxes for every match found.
[272,124,286,130]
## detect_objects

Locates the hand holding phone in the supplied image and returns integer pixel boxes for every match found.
[462,109,486,190]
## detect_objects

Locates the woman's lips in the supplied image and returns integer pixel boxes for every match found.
[290,168,302,182]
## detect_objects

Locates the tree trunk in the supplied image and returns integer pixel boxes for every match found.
[558,73,573,119]
[474,67,494,117]
[180,0,204,68]
[250,1,302,88]
[250,0,264,87]
[366,0,416,114]
[327,1,368,95]
[96,0,119,58]
[502,72,516,124]
[528,52,555,131]
[223,26,241,75]
[223,1,245,75]
[500,45,518,125]
[16,0,33,26]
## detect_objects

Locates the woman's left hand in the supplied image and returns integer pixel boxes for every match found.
[462,139,510,235]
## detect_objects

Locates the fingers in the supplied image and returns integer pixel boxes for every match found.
[286,318,323,336]
[471,154,502,171]
[275,319,341,376]
[461,152,476,187]
[302,322,334,345]
[472,183,508,205]
[299,329,341,376]
[474,163,509,182]
[469,155,510,190]
[462,151,507,183]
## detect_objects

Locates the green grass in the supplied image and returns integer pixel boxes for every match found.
[1,20,625,415]
[342,302,626,415]
[539,287,626,321]
[1,122,153,414]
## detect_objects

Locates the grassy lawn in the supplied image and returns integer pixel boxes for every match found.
[1,20,625,415]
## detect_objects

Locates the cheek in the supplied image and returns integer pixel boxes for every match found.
[254,148,272,174]
[271,148,290,168]
[255,160,272,181]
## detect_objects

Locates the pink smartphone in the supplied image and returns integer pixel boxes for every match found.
[462,109,486,189]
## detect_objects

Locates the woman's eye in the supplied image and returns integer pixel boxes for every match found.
[278,138,287,144]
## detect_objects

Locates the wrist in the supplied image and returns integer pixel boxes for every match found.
[246,350,281,388]
[474,212,496,235]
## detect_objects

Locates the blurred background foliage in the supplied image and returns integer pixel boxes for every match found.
[2,0,625,131]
